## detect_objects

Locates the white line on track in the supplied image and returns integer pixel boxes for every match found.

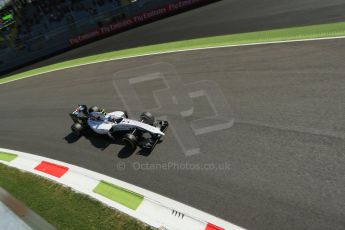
[1,35,345,85]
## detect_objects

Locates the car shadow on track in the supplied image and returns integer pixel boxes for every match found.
[64,132,153,159]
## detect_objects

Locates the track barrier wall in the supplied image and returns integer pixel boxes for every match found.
[0,0,214,75]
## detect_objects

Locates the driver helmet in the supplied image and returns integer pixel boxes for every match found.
[115,117,123,123]
[107,115,123,123]
[108,115,123,123]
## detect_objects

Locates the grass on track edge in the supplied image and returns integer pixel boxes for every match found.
[0,163,152,230]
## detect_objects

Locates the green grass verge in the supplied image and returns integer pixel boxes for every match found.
[0,164,151,230]
[93,181,144,210]
[0,152,17,162]
[1,21,345,84]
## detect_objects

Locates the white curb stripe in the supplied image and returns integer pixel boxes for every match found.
[60,172,99,194]
[0,148,244,230]
[2,35,345,85]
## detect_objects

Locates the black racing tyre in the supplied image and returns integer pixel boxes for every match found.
[140,112,155,125]
[71,123,83,137]
[88,106,100,113]
[122,133,138,150]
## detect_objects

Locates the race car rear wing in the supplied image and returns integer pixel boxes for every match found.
[69,105,89,126]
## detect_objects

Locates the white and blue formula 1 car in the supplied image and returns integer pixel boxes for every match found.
[69,105,168,150]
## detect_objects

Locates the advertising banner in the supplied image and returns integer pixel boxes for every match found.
[69,0,210,45]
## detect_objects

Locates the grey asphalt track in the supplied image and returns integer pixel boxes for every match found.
[1,38,345,230]
[8,0,345,75]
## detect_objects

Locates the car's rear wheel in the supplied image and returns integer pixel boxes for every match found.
[122,133,138,150]
[71,123,83,137]
[88,106,100,113]
[140,112,155,125]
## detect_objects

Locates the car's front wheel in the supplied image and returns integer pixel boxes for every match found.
[122,133,138,150]
[140,112,155,125]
